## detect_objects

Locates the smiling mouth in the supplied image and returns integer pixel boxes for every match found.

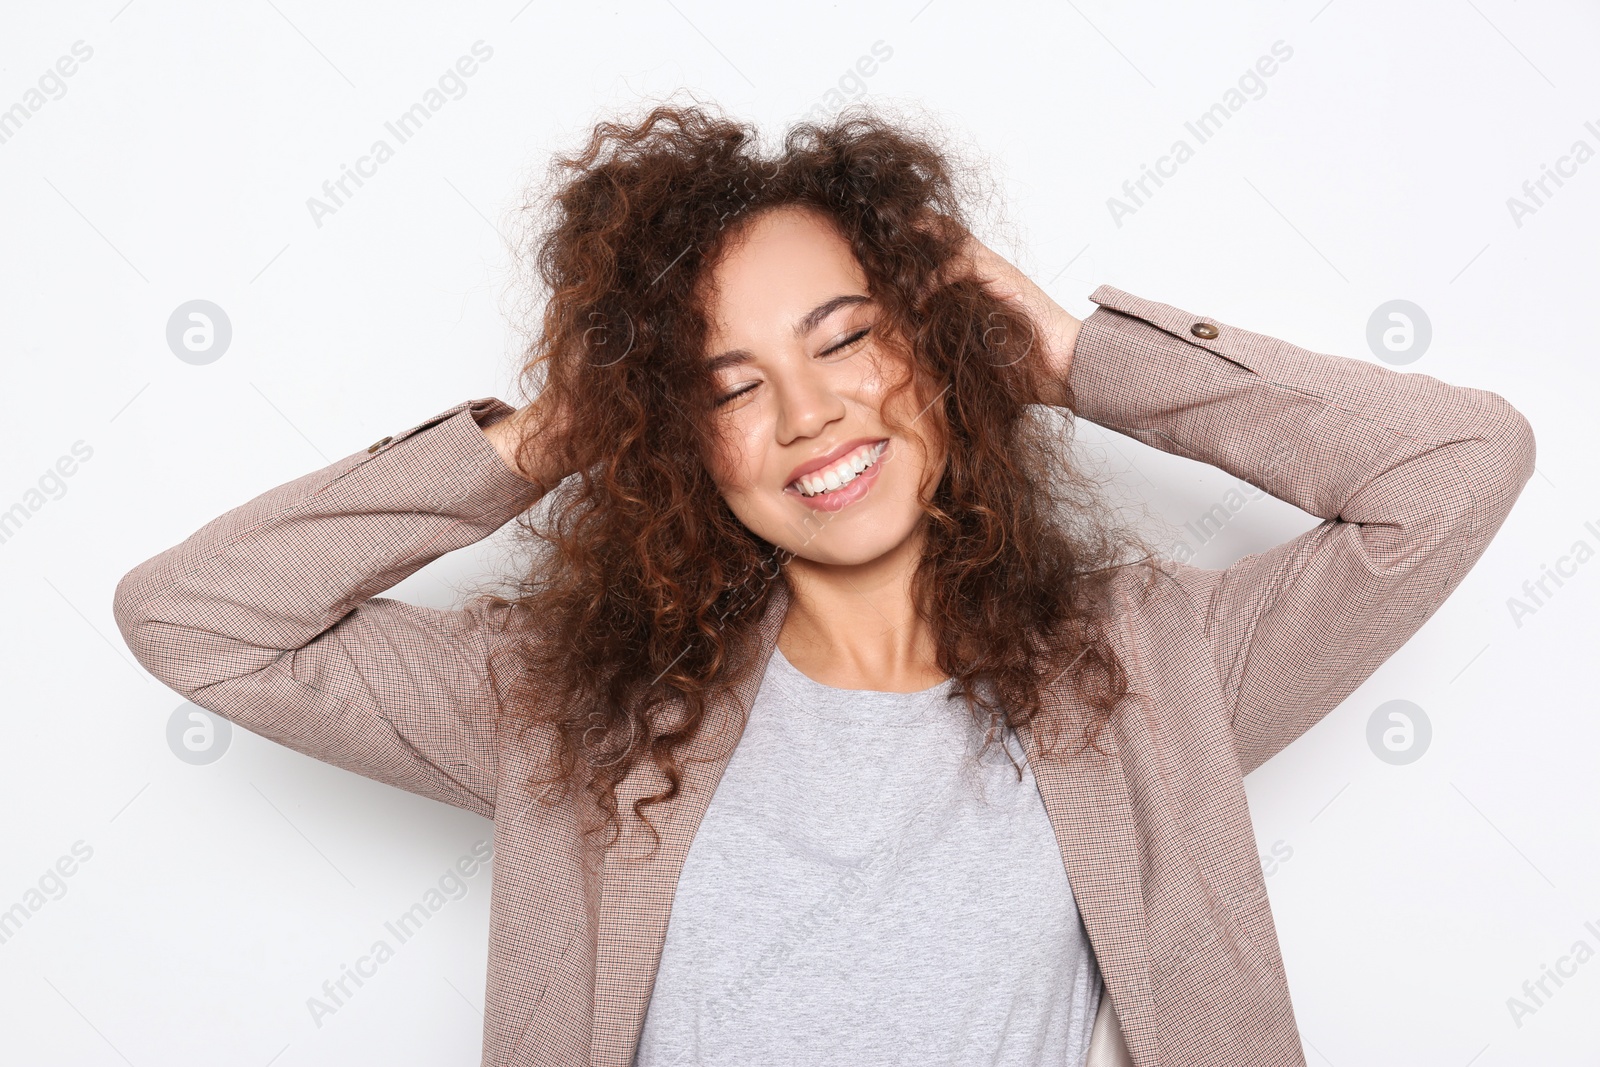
[786,440,889,497]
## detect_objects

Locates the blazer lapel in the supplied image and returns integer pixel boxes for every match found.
[589,583,791,1067]
[1016,666,1154,1066]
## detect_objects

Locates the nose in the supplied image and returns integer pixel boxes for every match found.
[773,356,846,446]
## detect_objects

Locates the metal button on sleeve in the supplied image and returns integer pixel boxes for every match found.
[367,435,393,453]
[1190,322,1219,339]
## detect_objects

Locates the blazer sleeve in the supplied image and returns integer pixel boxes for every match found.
[1065,285,1536,776]
[111,397,548,818]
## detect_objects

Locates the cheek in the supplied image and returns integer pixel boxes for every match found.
[706,423,766,494]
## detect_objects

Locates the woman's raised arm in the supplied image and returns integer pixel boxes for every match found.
[1066,285,1535,774]
[112,398,551,817]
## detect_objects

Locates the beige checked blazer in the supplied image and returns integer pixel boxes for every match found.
[113,285,1536,1066]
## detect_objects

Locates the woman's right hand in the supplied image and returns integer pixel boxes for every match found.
[912,209,1081,407]
[481,387,575,492]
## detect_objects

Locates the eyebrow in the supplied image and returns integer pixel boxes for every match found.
[704,293,871,374]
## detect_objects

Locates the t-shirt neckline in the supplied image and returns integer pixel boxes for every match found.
[765,644,959,726]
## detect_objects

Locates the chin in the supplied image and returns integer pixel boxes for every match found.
[759,507,923,567]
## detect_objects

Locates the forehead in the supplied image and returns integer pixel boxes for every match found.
[700,206,868,334]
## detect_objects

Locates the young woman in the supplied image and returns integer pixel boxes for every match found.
[113,102,1536,1067]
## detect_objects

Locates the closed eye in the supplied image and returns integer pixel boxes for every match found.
[826,327,872,356]
[713,327,874,407]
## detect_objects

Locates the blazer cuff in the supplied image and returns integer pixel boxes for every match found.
[357,396,548,524]
[1062,284,1535,526]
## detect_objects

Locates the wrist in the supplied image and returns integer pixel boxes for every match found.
[479,411,554,489]
[1032,310,1080,408]
[1054,314,1080,380]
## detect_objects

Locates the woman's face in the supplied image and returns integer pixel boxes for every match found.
[699,204,946,566]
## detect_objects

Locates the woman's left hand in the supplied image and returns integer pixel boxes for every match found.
[943,228,1082,407]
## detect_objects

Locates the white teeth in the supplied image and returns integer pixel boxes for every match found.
[789,441,887,497]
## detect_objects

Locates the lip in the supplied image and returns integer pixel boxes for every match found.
[786,450,885,511]
[783,436,889,489]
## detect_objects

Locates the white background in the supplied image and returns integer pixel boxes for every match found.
[1,1,1595,1064]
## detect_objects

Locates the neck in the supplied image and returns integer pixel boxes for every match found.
[774,525,945,693]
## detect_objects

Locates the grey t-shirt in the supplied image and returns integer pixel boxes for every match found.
[632,644,1103,1066]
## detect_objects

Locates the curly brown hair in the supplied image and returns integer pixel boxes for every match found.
[473,93,1166,852]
